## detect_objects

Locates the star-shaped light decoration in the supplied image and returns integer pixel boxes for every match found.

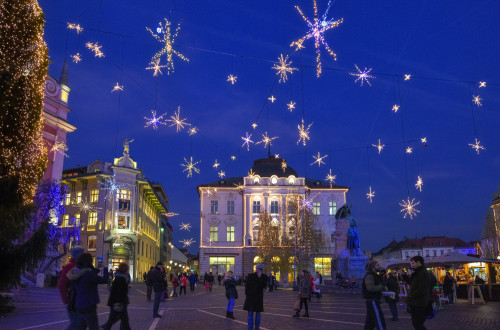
[51,141,69,158]
[311,152,327,167]
[180,238,195,248]
[71,53,81,63]
[77,198,99,214]
[472,95,482,107]
[67,22,83,34]
[415,176,423,192]
[146,18,189,75]
[479,81,486,88]
[421,137,427,144]
[256,132,278,148]
[325,169,336,187]
[349,65,375,86]
[392,104,400,113]
[281,160,287,173]
[248,169,256,178]
[372,139,385,154]
[144,110,167,130]
[272,54,298,83]
[218,170,226,179]
[205,236,214,246]
[399,197,420,219]
[181,156,200,178]
[231,155,236,161]
[146,58,168,76]
[268,95,276,103]
[290,0,343,77]
[469,138,485,154]
[404,74,411,81]
[213,159,220,169]
[101,176,122,200]
[366,186,375,203]
[111,82,123,93]
[179,222,191,231]
[188,127,198,136]
[227,74,237,85]
[241,132,254,151]
[287,101,296,112]
[252,123,258,129]
[85,42,104,58]
[274,154,280,159]
[166,106,190,132]
[406,147,413,154]
[297,118,313,146]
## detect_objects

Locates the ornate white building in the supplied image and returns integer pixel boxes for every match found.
[198,156,349,283]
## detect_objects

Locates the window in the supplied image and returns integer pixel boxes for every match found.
[62,215,70,227]
[227,226,235,242]
[90,189,99,203]
[313,202,321,215]
[425,251,430,257]
[227,201,234,215]
[252,200,261,214]
[252,226,259,242]
[74,214,80,226]
[65,193,71,205]
[76,192,82,204]
[330,233,335,243]
[253,176,260,184]
[88,235,97,251]
[210,226,218,242]
[405,251,409,258]
[315,257,332,277]
[417,251,422,256]
[270,200,279,214]
[88,212,98,226]
[210,200,218,214]
[433,250,437,257]
[329,202,337,216]
[288,176,295,185]
[209,257,235,273]
[118,189,131,199]
[271,176,278,185]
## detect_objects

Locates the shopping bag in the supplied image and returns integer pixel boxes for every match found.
[293,298,300,311]
[195,283,197,288]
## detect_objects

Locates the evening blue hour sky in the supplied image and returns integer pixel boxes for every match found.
[40,0,500,254]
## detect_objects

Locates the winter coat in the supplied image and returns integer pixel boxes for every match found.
[147,266,166,292]
[298,275,311,296]
[188,274,197,284]
[362,271,383,300]
[313,278,321,293]
[207,274,215,283]
[407,266,430,307]
[443,276,455,294]
[224,277,238,299]
[243,272,268,312]
[172,277,179,288]
[384,274,399,303]
[57,257,77,304]
[107,273,130,306]
[180,276,187,287]
[67,267,108,311]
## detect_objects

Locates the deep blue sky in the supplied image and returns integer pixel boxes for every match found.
[40,0,500,254]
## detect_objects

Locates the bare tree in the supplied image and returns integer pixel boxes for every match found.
[480,209,499,259]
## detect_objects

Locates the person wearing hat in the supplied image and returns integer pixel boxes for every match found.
[148,261,166,318]
[243,263,268,330]
[57,245,84,330]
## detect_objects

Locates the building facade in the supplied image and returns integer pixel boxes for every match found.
[61,142,170,280]
[198,156,349,283]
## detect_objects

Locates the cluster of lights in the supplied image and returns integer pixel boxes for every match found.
[252,123,258,129]
[164,212,179,217]
[350,65,375,86]
[111,82,123,93]
[472,95,482,107]
[179,222,191,231]
[181,156,200,178]
[404,74,411,81]
[101,176,122,200]
[144,110,167,130]
[297,119,313,146]
[268,95,276,103]
[325,169,336,187]
[71,53,81,63]
[67,22,83,34]
[213,159,220,169]
[281,160,287,173]
[218,170,226,178]
[76,198,99,214]
[415,176,423,192]
[392,104,400,113]
[272,54,298,83]
[287,101,296,112]
[227,74,237,84]
[311,152,327,167]
[399,197,420,219]
[51,140,69,158]
[469,138,485,154]
[180,238,195,247]
[366,186,375,203]
[372,139,385,154]
[479,81,486,88]
[146,59,167,76]
[188,127,198,136]
[256,132,278,148]
[406,147,413,154]
[167,106,191,132]
[241,132,254,151]
[85,42,104,58]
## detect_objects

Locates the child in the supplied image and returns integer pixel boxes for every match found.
[223,271,238,319]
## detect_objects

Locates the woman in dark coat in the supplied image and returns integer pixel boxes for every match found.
[384,272,400,321]
[443,272,456,304]
[102,263,131,330]
[293,270,311,318]
[224,271,238,319]
[243,263,268,330]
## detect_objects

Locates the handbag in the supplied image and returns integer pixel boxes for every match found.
[112,303,124,312]
[293,298,300,310]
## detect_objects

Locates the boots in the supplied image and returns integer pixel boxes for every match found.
[293,311,300,318]
[228,312,235,319]
[302,311,309,317]
[226,311,230,318]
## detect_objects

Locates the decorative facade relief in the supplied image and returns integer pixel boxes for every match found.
[207,216,221,226]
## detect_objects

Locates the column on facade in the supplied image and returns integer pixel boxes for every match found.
[263,193,269,214]
[281,194,287,242]
[244,194,251,246]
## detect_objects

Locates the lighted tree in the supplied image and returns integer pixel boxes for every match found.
[256,211,280,270]
[480,209,500,259]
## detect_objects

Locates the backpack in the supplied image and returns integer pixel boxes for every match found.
[67,280,77,312]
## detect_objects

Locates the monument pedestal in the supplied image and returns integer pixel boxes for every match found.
[337,250,369,279]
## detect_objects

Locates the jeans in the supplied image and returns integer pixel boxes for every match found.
[388,301,398,320]
[102,305,131,330]
[190,282,195,291]
[65,307,78,330]
[173,287,177,297]
[227,297,235,312]
[76,307,99,330]
[409,304,427,330]
[153,291,162,316]
[179,286,186,295]
[364,300,386,330]
[247,311,261,330]
[447,293,454,304]
[298,298,308,313]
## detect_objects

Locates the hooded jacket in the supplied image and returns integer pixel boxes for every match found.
[67,266,108,311]
[57,257,76,304]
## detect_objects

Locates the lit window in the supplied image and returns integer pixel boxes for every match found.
[88,235,97,251]
[76,192,82,204]
[271,176,278,185]
[65,193,71,205]
[118,189,131,199]
[74,214,80,226]
[90,189,99,203]
[270,200,279,214]
[227,201,234,215]
[313,202,321,215]
[314,257,332,277]
[210,200,218,214]
[210,226,218,242]
[253,176,260,184]
[227,226,235,242]
[88,212,98,226]
[329,202,337,216]
[252,200,261,214]
[62,214,70,227]
[288,176,295,185]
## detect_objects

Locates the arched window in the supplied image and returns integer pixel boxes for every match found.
[288,176,295,185]
[271,176,278,185]
[288,226,295,238]
[253,176,260,184]
[253,226,259,242]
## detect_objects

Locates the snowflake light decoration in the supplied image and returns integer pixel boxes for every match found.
[366,186,375,203]
[101,176,122,200]
[181,156,200,178]
[392,104,400,113]
[51,141,69,158]
[297,119,313,146]
[111,82,123,93]
[349,65,375,86]
[67,22,83,34]
[77,198,99,214]
[287,101,296,112]
[248,169,256,178]
[469,138,485,154]
[144,110,167,130]
[252,123,258,129]
[188,127,198,136]
[180,238,195,247]
[406,147,413,154]
[71,53,81,63]
[421,137,427,144]
[241,132,254,151]
[472,95,482,107]
[166,106,190,132]
[213,159,220,169]
[218,170,226,179]
[272,54,298,83]
[274,154,280,159]
[85,42,104,58]
[146,18,189,75]
[256,132,278,148]
[268,95,276,103]
[290,0,343,77]
[372,139,385,154]
[399,197,420,219]
[404,74,411,81]
[227,74,237,85]
[146,59,168,76]
[311,152,327,167]
[281,160,287,173]
[415,176,423,192]
[479,81,486,88]
[179,222,191,231]
[325,169,336,187]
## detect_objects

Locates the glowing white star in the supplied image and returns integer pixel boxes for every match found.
[372,139,385,154]
[252,123,258,129]
[213,159,220,169]
[77,198,99,214]
[205,236,214,246]
[287,101,296,112]
[227,74,237,85]
[146,58,168,76]
[111,82,123,93]
[166,106,190,132]
[349,65,375,86]
[404,74,411,81]
[268,95,276,103]
[101,176,122,200]
[256,132,278,148]
[181,156,200,178]
[180,238,195,247]
[188,127,198,136]
[399,197,420,219]
[406,147,413,154]
[325,169,336,187]
[248,169,256,178]
[231,155,236,161]
[281,160,287,173]
[67,22,83,34]
[472,95,482,107]
[144,110,167,130]
[51,141,69,158]
[297,118,313,146]
[274,154,280,159]
[70,53,81,63]
[218,170,226,179]
[272,54,298,83]
[85,42,104,58]
[179,222,191,231]
[392,104,400,113]
[421,137,427,144]
[366,186,375,203]
[311,152,327,167]
[241,132,254,151]
[479,81,486,88]
[415,176,423,192]
[469,138,485,154]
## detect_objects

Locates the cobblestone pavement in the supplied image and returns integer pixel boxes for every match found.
[1,283,499,329]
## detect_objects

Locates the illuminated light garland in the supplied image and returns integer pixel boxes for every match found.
[399,197,420,219]
[70,53,81,63]
[144,110,167,130]
[272,54,298,83]
[404,74,411,81]
[349,64,375,86]
[415,176,423,192]
[188,127,198,135]
[290,0,343,77]
[146,18,189,75]
[479,81,486,88]
[472,95,482,107]
[252,123,258,129]
[218,170,226,178]
[241,132,254,151]
[76,198,99,214]
[281,160,287,173]
[268,95,276,103]
[146,58,167,76]
[227,74,237,85]
[287,101,296,112]
[213,159,220,169]
[469,138,485,154]
[179,222,191,231]
[256,132,278,148]
[392,104,400,113]
[311,152,327,167]
[164,212,179,217]
[101,176,123,200]
[111,82,123,93]
[231,155,236,160]
[85,42,104,58]
[166,106,190,132]
[51,141,69,158]
[67,22,83,34]
[181,156,200,178]
[180,238,195,247]
[325,169,336,187]
[297,118,313,146]
[372,139,385,154]
[406,147,413,154]
[366,186,375,203]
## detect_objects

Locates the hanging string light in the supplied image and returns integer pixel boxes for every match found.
[256,132,278,148]
[146,59,168,76]
[311,152,327,167]
[399,197,420,219]
[287,101,296,112]
[111,82,124,93]
[272,54,298,83]
[366,186,375,203]
[241,132,254,151]
[166,106,190,132]
[144,110,167,130]
[180,156,200,177]
[70,53,81,63]
[227,74,237,84]
[297,118,313,146]
[349,65,375,86]
[415,176,423,192]
[372,139,385,154]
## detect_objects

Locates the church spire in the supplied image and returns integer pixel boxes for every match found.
[59,59,69,86]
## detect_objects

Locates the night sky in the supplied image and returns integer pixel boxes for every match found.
[40,0,500,254]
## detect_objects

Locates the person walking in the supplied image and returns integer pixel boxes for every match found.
[57,246,84,330]
[362,260,386,330]
[312,273,322,302]
[146,266,154,302]
[384,272,399,321]
[218,274,222,286]
[179,274,187,296]
[443,272,456,304]
[160,267,169,302]
[293,270,311,318]
[171,275,179,297]
[204,272,208,284]
[188,272,197,291]
[208,272,215,292]
[224,271,238,319]
[66,252,108,330]
[102,263,131,330]
[268,273,275,292]
[244,263,268,330]
[148,262,165,318]
[405,256,430,330]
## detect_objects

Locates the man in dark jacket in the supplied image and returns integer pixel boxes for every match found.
[207,272,215,292]
[443,272,455,304]
[188,273,197,291]
[406,256,430,330]
[384,272,400,321]
[362,260,386,330]
[102,263,131,330]
[244,263,268,330]
[148,262,165,318]
[57,246,84,330]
